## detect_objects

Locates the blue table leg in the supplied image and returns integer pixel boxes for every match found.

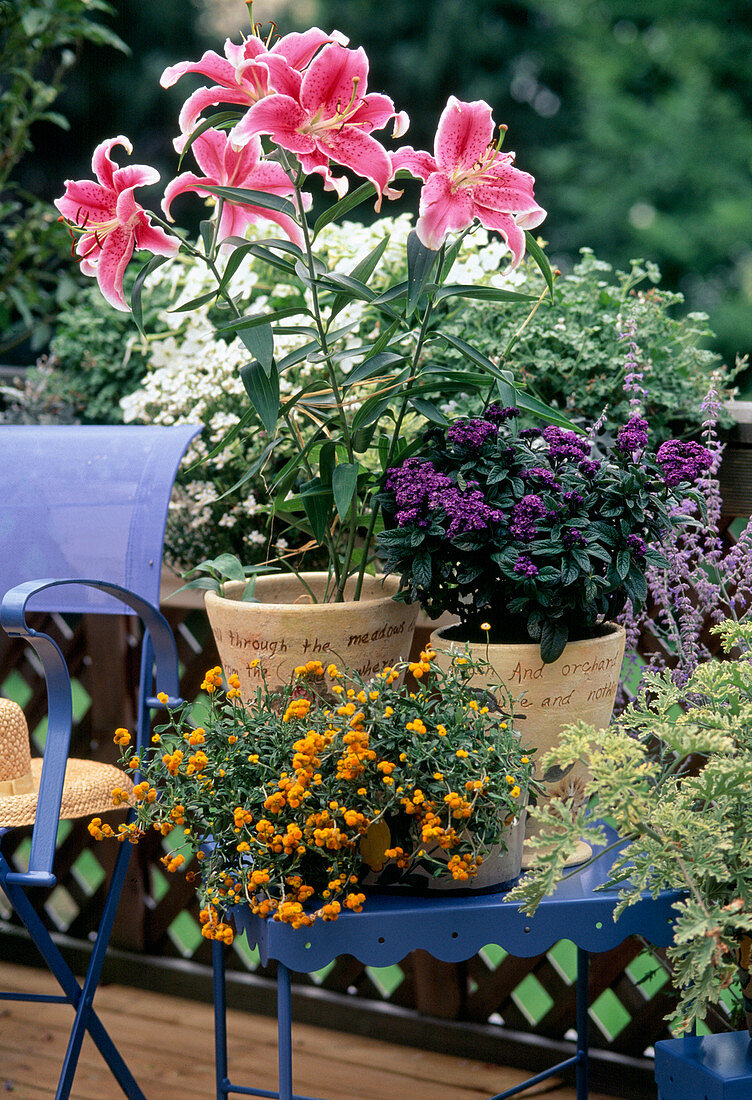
[214,940,230,1099]
[576,947,589,1100]
[277,963,293,1100]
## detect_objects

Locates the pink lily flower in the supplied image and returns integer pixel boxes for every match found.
[162,128,310,246]
[161,28,346,141]
[54,136,177,312]
[231,41,409,207]
[392,96,546,258]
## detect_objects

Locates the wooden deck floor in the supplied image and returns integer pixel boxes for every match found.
[0,960,619,1100]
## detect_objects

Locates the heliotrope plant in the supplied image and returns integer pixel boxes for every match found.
[93,649,534,936]
[53,1,559,602]
[376,407,713,662]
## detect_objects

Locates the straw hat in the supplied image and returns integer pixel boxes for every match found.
[0,698,133,828]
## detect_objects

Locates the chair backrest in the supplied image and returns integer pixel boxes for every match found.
[2,424,200,614]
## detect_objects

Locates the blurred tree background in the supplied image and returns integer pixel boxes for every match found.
[4,0,752,382]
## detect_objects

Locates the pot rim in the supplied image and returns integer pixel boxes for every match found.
[205,571,408,613]
[431,621,626,653]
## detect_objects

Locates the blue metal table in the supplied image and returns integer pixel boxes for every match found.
[214,830,679,1100]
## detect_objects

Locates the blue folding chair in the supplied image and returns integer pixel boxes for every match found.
[0,424,199,1100]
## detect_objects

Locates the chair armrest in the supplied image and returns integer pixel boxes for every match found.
[1,578,181,884]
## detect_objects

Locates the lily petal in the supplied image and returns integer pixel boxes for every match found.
[54,180,114,223]
[299,42,369,118]
[232,95,313,153]
[270,27,347,67]
[92,136,133,189]
[324,127,393,202]
[472,206,527,266]
[416,173,475,250]
[434,96,494,173]
[177,84,261,137]
[391,146,438,183]
[95,225,136,311]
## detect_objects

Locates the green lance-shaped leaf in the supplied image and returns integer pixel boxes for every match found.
[406,230,440,317]
[131,254,172,335]
[300,477,332,544]
[240,359,280,435]
[434,284,538,304]
[343,349,406,388]
[332,462,359,521]
[237,322,274,374]
[177,112,241,169]
[409,397,448,425]
[524,231,555,300]
[201,185,298,220]
[313,181,378,237]
[329,236,390,320]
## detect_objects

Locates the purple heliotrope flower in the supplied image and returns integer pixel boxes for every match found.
[485,404,520,425]
[518,428,542,440]
[509,494,548,540]
[521,467,559,488]
[578,458,601,477]
[513,555,539,577]
[656,440,714,487]
[542,426,591,462]
[616,415,649,455]
[562,528,588,548]
[435,486,503,538]
[627,534,647,558]
[563,490,584,507]
[446,418,498,450]
[385,458,452,513]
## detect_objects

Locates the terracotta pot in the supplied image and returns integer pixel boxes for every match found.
[205,572,418,696]
[360,807,526,894]
[430,623,626,865]
[735,932,752,1037]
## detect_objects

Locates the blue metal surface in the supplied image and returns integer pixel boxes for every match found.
[655,1032,752,1100]
[0,425,197,1099]
[235,829,679,971]
[220,834,680,1100]
[1,424,200,614]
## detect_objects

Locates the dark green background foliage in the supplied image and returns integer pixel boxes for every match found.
[4,0,751,384]
[307,0,752,374]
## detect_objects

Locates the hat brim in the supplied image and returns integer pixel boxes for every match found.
[0,758,133,829]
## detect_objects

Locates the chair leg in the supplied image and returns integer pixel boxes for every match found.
[1,846,146,1100]
[277,962,294,1100]
[576,947,590,1100]
[213,939,230,1100]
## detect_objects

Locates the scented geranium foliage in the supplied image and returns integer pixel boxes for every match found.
[509,619,752,1034]
[54,4,557,599]
[97,649,534,934]
[377,409,713,662]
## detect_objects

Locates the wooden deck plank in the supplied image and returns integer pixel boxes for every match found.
[0,961,619,1099]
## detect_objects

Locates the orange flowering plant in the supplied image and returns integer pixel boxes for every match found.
[97,649,534,938]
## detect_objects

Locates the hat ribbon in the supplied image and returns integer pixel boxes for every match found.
[0,771,35,796]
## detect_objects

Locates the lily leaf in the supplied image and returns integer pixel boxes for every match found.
[332,462,359,520]
[240,359,280,434]
[313,181,377,236]
[201,185,297,219]
[525,231,555,300]
[406,230,439,317]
